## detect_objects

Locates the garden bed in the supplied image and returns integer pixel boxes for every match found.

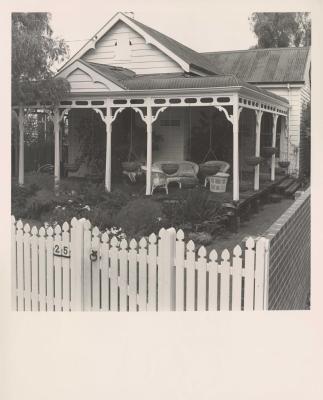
[12,172,297,248]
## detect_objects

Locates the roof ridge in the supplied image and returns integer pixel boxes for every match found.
[203,46,311,55]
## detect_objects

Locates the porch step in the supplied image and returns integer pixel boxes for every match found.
[268,194,283,203]
[284,181,301,196]
[276,177,294,192]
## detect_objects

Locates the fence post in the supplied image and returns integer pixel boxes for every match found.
[11,216,17,311]
[70,218,85,311]
[158,227,176,311]
[254,237,270,310]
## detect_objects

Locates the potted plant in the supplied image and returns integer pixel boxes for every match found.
[245,156,263,166]
[261,146,277,158]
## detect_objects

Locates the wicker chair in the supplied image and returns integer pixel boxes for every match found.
[200,161,230,187]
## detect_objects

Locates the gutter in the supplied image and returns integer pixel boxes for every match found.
[62,85,289,108]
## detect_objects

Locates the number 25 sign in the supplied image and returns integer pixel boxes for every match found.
[53,244,70,258]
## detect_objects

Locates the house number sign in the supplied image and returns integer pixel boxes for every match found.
[53,244,71,258]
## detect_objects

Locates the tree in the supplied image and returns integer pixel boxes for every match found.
[11,13,70,176]
[12,12,70,105]
[249,13,311,48]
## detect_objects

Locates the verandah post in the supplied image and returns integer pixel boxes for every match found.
[18,106,25,186]
[53,108,60,191]
[254,110,263,191]
[146,104,153,195]
[232,99,240,202]
[271,114,279,181]
[105,106,112,192]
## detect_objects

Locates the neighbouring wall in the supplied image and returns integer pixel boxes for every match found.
[265,188,310,310]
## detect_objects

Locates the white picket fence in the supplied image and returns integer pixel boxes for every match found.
[11,216,270,311]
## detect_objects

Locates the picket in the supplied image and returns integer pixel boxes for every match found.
[244,237,256,310]
[31,226,39,311]
[11,217,17,311]
[219,249,230,311]
[138,238,147,311]
[46,227,54,311]
[175,230,185,311]
[147,233,157,311]
[23,224,31,311]
[119,239,128,311]
[16,220,24,311]
[12,217,269,312]
[61,222,70,311]
[197,246,207,311]
[207,250,218,311]
[54,225,63,311]
[186,240,196,311]
[91,227,101,311]
[157,228,166,311]
[110,236,119,311]
[232,245,243,310]
[83,220,92,311]
[128,239,138,311]
[100,232,110,311]
[38,227,46,311]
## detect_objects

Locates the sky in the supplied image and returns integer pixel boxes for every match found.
[49,0,259,66]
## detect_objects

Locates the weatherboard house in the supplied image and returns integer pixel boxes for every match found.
[14,12,311,200]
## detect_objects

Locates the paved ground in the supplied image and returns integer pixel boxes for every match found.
[207,197,295,253]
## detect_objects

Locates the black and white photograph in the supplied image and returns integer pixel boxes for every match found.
[1,0,322,398]
[10,6,311,312]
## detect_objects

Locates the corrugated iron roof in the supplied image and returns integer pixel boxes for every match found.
[75,60,288,104]
[122,13,222,75]
[81,61,135,88]
[202,47,310,83]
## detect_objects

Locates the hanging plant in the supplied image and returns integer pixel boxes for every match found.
[121,161,142,172]
[278,160,290,168]
[245,156,263,166]
[261,146,277,158]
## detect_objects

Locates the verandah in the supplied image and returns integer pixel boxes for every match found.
[12,89,289,202]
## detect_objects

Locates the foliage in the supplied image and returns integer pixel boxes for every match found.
[12,12,70,105]
[113,199,166,239]
[187,232,213,247]
[11,183,40,217]
[249,12,311,48]
[76,109,163,177]
[25,189,56,219]
[43,200,92,226]
[162,189,227,235]
[301,101,311,133]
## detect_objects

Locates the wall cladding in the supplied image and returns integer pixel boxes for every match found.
[265,188,310,310]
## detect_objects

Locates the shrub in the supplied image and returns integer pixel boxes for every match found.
[41,201,92,226]
[11,183,40,218]
[187,231,213,247]
[25,189,56,219]
[97,189,131,211]
[89,207,115,231]
[113,198,166,239]
[161,188,228,236]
